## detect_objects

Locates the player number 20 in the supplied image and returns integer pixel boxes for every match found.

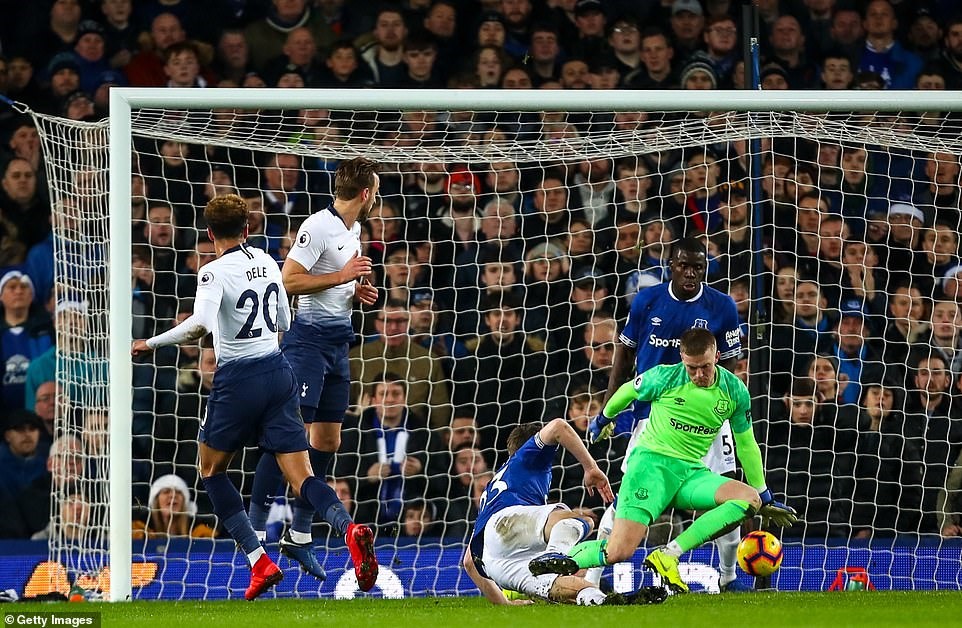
[235,282,280,339]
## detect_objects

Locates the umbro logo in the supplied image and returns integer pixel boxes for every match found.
[651,317,662,326]
[674,397,685,405]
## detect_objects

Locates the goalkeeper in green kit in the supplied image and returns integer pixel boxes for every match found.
[529,327,797,593]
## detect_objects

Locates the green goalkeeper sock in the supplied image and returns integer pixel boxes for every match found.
[674,500,751,553]
[569,539,608,569]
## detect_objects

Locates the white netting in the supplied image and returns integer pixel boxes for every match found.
[33,99,962,597]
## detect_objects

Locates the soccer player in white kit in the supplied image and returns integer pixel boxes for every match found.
[245,157,381,591]
[131,194,374,599]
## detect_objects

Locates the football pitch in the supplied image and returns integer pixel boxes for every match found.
[5,592,961,628]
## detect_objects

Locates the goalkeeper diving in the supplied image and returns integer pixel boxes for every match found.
[529,327,797,593]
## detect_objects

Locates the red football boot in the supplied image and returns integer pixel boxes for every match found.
[245,554,283,601]
[346,523,378,592]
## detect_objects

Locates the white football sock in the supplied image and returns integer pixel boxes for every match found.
[290,530,313,545]
[585,504,615,587]
[575,586,607,606]
[546,518,590,554]
[717,528,741,584]
[247,546,266,567]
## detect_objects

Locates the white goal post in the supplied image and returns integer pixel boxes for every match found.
[36,87,962,601]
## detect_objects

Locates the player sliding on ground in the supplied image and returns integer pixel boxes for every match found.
[529,328,797,593]
[464,419,668,606]
[131,194,378,600]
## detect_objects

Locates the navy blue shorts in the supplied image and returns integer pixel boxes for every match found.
[200,351,309,454]
[280,319,351,424]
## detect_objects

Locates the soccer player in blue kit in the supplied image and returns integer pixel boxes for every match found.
[246,157,381,591]
[587,237,750,592]
[131,194,372,599]
[463,419,667,606]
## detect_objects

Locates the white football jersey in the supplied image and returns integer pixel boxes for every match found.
[285,206,361,324]
[195,243,292,365]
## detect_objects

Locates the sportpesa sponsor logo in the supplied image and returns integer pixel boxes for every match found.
[669,418,720,435]
[648,334,681,348]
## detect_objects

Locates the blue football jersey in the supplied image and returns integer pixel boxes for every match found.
[620,282,742,425]
[471,433,558,544]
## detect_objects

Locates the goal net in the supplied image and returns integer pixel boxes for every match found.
[29,89,962,599]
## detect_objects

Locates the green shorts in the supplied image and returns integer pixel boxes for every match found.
[615,448,729,526]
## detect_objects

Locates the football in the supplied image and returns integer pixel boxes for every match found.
[737,530,784,577]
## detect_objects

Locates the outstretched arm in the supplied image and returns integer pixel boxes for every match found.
[131,298,217,356]
[540,418,614,503]
[462,550,531,606]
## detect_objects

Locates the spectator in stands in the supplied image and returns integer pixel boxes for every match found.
[828,302,885,406]
[858,0,923,89]
[918,222,961,299]
[477,10,507,50]
[702,14,739,87]
[842,380,923,537]
[132,473,216,539]
[760,62,790,90]
[482,162,524,213]
[940,16,962,89]
[670,0,706,63]
[0,410,50,498]
[99,0,137,70]
[426,414,479,476]
[681,149,723,233]
[407,287,463,376]
[885,202,926,280]
[474,196,523,262]
[125,13,188,87]
[16,433,83,538]
[820,50,854,89]
[625,27,677,89]
[453,246,525,336]
[920,299,962,380]
[244,0,335,71]
[558,57,591,89]
[500,0,536,62]
[261,27,320,87]
[679,51,718,91]
[453,292,553,453]
[829,8,864,67]
[260,152,311,232]
[377,243,427,307]
[567,316,617,394]
[399,33,442,89]
[72,20,112,95]
[771,265,799,327]
[400,499,440,538]
[37,53,81,116]
[763,376,851,538]
[421,0,459,81]
[29,0,83,68]
[32,489,89,542]
[766,15,818,88]
[62,90,97,121]
[914,152,961,229]
[0,271,54,411]
[838,239,885,322]
[521,241,568,336]
[316,39,372,88]
[163,41,206,88]
[212,29,251,84]
[520,168,584,244]
[337,372,429,529]
[604,15,641,80]
[566,0,607,64]
[899,353,962,534]
[472,45,508,88]
[240,190,284,261]
[708,180,752,280]
[350,300,452,428]
[358,6,408,86]
[30,381,57,441]
[906,9,942,62]
[431,444,488,538]
[562,217,603,273]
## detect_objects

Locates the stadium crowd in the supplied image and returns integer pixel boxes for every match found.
[2,0,962,548]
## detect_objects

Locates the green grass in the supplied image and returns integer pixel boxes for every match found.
[4,592,961,628]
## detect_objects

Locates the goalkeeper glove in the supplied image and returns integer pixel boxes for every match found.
[758,488,798,528]
[587,414,615,444]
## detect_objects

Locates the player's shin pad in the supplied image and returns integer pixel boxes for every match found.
[674,500,752,553]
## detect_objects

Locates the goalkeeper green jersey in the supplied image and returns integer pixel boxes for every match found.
[631,362,752,463]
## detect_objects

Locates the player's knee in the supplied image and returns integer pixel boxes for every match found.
[309,433,339,452]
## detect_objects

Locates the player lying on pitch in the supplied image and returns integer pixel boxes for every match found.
[529,328,797,593]
[463,419,668,606]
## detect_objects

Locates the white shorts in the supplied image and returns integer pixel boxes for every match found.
[481,503,568,599]
[621,419,736,475]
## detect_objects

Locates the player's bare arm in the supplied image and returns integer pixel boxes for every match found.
[282,251,373,296]
[539,418,614,503]
[461,550,532,606]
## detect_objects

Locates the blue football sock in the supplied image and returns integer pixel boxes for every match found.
[300,475,353,536]
[249,454,286,533]
[203,473,261,555]
[290,448,336,534]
